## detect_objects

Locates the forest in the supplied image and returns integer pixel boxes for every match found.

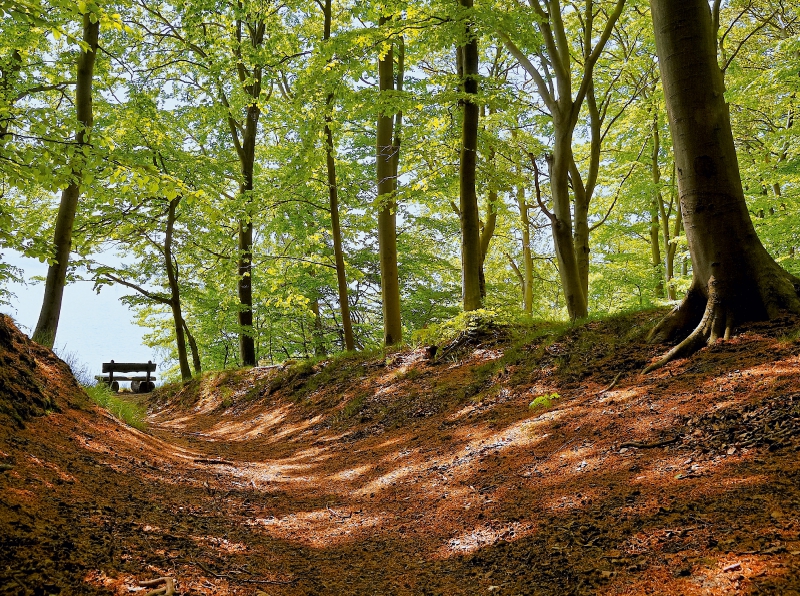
[1,0,800,594]
[0,0,795,379]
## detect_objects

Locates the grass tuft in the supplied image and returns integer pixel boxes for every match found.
[84,384,147,430]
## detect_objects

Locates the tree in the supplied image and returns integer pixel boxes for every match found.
[33,6,99,346]
[645,0,800,371]
[376,13,403,345]
[499,0,627,320]
[320,0,355,351]
[457,0,482,312]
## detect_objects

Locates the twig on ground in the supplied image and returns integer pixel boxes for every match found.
[139,577,176,596]
[598,372,623,395]
[326,503,352,521]
[12,575,28,592]
[181,558,295,585]
[620,435,682,449]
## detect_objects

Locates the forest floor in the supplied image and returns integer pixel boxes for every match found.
[1,309,800,595]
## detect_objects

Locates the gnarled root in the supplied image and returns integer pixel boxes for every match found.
[647,284,707,344]
[644,280,733,374]
[139,577,176,596]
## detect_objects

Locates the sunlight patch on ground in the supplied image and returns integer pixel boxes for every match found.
[288,445,334,462]
[201,405,291,439]
[437,521,534,557]
[232,460,321,485]
[332,463,374,481]
[193,535,249,554]
[153,414,195,428]
[368,436,405,450]
[245,508,384,548]
[354,466,417,496]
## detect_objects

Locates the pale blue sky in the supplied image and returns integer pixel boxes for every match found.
[2,250,158,383]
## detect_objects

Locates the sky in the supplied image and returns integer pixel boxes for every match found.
[1,249,159,384]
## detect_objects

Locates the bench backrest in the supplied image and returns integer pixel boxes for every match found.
[102,361,157,373]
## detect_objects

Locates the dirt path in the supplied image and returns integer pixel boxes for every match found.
[2,312,800,595]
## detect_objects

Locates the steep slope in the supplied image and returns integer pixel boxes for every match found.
[0,314,88,428]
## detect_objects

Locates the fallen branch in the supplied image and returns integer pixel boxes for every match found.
[193,458,234,465]
[139,577,175,596]
[620,436,682,449]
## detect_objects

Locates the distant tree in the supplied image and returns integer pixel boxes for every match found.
[645,0,800,371]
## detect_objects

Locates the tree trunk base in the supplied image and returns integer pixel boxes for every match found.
[644,269,800,373]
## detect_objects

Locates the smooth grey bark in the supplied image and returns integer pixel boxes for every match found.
[182,318,202,374]
[33,13,99,347]
[649,115,665,298]
[645,0,800,371]
[516,182,534,315]
[310,296,326,357]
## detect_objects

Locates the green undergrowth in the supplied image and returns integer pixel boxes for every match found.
[152,308,669,426]
[84,384,147,430]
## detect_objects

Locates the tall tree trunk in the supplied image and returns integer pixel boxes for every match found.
[478,113,498,301]
[377,15,402,345]
[237,102,259,366]
[500,0,625,321]
[478,187,497,299]
[548,133,586,320]
[322,0,355,351]
[571,80,602,302]
[164,198,192,380]
[516,182,534,315]
[658,161,682,300]
[458,0,482,312]
[645,0,800,371]
[310,296,326,357]
[182,318,202,374]
[228,15,266,367]
[33,13,99,347]
[650,116,665,298]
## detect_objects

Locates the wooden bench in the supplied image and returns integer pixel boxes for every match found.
[95,360,157,393]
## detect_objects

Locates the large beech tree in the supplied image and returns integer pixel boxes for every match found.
[645,0,800,371]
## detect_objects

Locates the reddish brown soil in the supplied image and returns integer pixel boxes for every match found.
[2,311,799,595]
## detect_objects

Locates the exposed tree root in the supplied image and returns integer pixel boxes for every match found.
[645,271,800,374]
[644,284,733,373]
[139,577,175,596]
